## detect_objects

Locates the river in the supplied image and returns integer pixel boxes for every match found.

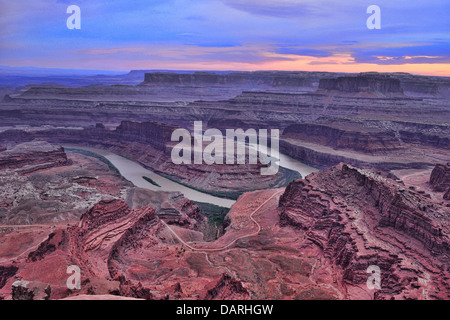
[64,145,318,209]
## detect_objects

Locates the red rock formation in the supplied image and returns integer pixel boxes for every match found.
[0,123,299,195]
[0,266,18,290]
[279,163,449,299]
[67,200,157,280]
[0,141,70,172]
[115,277,153,300]
[78,199,132,232]
[1,164,448,300]
[205,273,249,300]
[318,73,404,97]
[115,120,181,152]
[283,123,400,154]
[27,230,68,262]
[429,163,450,192]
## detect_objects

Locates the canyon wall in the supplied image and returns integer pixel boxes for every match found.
[282,123,400,154]
[0,141,71,173]
[429,163,450,199]
[279,163,449,299]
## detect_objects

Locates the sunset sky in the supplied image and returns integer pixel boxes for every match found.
[1,0,449,76]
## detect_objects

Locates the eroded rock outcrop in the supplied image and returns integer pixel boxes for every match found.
[0,122,300,196]
[69,199,158,280]
[27,230,68,262]
[2,167,449,299]
[444,189,450,200]
[0,141,71,173]
[279,163,449,299]
[3,197,210,299]
[283,123,400,154]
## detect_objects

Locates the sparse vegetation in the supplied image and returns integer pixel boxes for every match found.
[142,176,161,187]
[192,201,230,227]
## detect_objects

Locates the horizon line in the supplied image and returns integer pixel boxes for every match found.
[2,65,449,79]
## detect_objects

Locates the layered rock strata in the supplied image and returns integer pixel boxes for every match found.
[279,163,449,299]
[0,121,300,195]
[282,123,400,154]
[0,141,71,172]
[318,74,405,97]
[429,163,450,192]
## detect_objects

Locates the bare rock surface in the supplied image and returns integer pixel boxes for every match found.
[279,163,449,299]
[0,141,70,172]
[317,73,405,98]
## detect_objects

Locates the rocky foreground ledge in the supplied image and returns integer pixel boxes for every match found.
[0,162,448,300]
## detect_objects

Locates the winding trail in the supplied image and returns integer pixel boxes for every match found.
[161,190,283,253]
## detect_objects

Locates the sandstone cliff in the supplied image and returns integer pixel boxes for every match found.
[141,71,317,89]
[282,123,400,154]
[279,163,449,299]
[318,74,405,97]
[0,141,70,173]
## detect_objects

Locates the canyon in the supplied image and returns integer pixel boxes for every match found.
[0,70,448,300]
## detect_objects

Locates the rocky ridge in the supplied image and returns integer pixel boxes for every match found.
[0,121,300,195]
[0,141,71,173]
[429,163,450,200]
[1,163,449,300]
[279,163,449,299]
[318,74,405,97]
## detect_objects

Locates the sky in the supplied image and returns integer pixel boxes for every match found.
[0,0,449,76]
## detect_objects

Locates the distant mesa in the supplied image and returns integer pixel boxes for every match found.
[317,72,405,98]
[430,163,450,199]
